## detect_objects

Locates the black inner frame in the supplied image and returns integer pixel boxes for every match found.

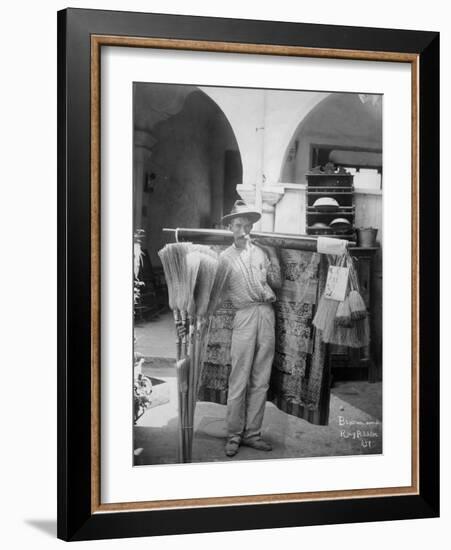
[57,8,440,541]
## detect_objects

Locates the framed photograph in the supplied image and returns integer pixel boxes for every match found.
[57,7,439,541]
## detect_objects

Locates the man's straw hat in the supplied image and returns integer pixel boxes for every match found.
[221,200,261,225]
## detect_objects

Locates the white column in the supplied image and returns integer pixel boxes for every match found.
[236,184,256,207]
[274,183,308,234]
[261,188,283,232]
[235,184,260,229]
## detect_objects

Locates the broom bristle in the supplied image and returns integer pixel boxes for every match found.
[185,251,201,316]
[322,306,341,342]
[191,244,217,258]
[206,257,231,317]
[349,290,367,320]
[335,296,352,327]
[195,318,213,395]
[317,254,369,347]
[345,324,360,348]
[324,323,348,346]
[194,253,218,318]
[323,320,352,347]
[313,296,340,331]
[325,317,370,348]
[158,243,191,311]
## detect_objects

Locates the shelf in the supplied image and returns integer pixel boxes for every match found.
[307,188,354,194]
[307,208,355,213]
[307,215,354,220]
[306,170,357,245]
[306,175,353,186]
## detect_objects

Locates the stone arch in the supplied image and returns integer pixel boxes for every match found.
[279,92,382,184]
[133,83,242,264]
[274,93,332,183]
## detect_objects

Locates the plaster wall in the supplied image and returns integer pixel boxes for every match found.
[282,93,382,185]
[202,86,329,191]
[134,88,239,264]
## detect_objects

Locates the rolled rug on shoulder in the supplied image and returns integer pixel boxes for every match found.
[317,237,347,256]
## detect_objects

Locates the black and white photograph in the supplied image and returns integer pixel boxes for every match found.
[132,83,383,465]
[0,0,444,545]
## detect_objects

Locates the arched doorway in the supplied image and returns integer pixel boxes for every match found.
[278,91,383,370]
[133,83,242,266]
[280,92,382,186]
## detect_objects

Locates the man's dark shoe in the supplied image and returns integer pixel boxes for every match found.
[225,438,240,457]
[241,437,272,451]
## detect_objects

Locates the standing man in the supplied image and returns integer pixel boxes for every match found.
[220,200,282,457]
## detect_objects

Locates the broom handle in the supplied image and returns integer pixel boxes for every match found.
[188,317,208,458]
[193,321,200,400]
[182,393,190,463]
[177,389,184,463]
[188,320,204,460]
[173,309,182,361]
[185,318,212,460]
[180,309,188,356]
[175,362,186,463]
[192,320,201,428]
[346,252,360,291]
[195,318,211,396]
[186,319,196,460]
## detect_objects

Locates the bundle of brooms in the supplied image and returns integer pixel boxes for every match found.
[313,251,369,348]
[158,242,231,463]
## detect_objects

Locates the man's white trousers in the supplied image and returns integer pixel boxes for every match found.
[226,302,275,441]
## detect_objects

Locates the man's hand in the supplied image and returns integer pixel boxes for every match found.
[175,320,187,339]
[253,239,282,290]
[252,239,278,259]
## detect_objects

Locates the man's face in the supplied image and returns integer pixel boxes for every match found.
[230,216,253,248]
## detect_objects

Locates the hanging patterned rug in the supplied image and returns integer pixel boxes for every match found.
[197,248,330,425]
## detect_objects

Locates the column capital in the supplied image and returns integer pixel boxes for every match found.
[261,187,284,212]
[236,185,257,207]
